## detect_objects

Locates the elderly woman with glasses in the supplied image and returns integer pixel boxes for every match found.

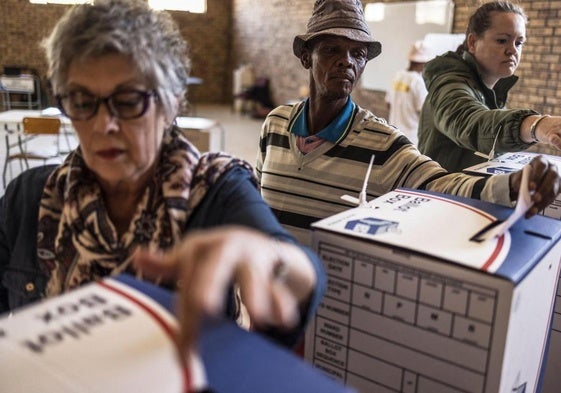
[0,0,325,355]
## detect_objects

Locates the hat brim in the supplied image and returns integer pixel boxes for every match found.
[293,29,382,60]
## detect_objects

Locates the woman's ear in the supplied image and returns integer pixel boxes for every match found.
[159,96,180,129]
[168,95,181,125]
[467,33,477,54]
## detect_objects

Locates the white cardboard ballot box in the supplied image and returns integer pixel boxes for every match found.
[305,188,561,393]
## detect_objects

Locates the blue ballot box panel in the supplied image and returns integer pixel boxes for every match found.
[117,274,355,393]
[200,319,355,393]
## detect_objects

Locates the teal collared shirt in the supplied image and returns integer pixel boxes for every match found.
[289,98,356,144]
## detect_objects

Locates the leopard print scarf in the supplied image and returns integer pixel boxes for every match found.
[37,126,254,296]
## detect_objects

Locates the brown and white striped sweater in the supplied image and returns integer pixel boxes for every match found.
[256,101,511,246]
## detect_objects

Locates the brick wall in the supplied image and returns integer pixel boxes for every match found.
[2,0,560,117]
[453,1,561,117]
[233,0,561,119]
[0,0,233,107]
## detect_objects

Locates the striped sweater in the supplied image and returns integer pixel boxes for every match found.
[256,101,511,246]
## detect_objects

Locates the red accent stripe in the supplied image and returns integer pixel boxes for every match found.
[481,234,505,271]
[98,280,192,392]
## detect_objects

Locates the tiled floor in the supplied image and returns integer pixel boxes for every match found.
[195,103,264,164]
[0,104,264,192]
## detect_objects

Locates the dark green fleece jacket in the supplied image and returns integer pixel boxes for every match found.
[418,51,537,172]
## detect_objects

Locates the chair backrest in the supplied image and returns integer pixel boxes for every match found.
[22,117,61,135]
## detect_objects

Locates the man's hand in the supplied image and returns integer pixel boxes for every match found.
[509,155,561,218]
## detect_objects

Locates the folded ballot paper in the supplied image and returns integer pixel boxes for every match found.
[0,274,355,393]
[470,163,533,242]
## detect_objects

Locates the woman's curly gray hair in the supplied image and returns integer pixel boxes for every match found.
[42,0,190,121]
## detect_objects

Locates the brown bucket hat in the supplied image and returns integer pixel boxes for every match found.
[293,0,382,60]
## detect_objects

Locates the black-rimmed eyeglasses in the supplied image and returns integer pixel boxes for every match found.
[56,89,157,121]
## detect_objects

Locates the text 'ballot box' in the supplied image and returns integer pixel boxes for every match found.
[305,189,561,393]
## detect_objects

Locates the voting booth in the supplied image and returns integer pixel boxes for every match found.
[305,188,561,393]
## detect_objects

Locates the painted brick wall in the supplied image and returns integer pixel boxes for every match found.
[0,0,233,108]
[2,0,560,118]
[233,0,561,119]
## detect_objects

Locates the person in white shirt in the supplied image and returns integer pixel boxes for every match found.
[386,40,433,145]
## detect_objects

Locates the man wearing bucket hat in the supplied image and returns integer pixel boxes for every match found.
[256,0,560,246]
[386,40,434,145]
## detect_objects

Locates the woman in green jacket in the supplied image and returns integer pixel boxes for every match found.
[418,1,561,172]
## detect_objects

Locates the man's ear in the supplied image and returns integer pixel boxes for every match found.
[301,51,312,69]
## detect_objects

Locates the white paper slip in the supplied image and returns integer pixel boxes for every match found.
[471,164,533,242]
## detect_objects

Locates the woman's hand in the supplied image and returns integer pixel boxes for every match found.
[522,115,561,149]
[132,226,316,355]
[509,155,561,218]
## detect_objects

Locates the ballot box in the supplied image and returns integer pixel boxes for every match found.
[305,188,561,393]
[0,274,355,393]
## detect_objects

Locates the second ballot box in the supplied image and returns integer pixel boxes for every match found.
[305,188,561,393]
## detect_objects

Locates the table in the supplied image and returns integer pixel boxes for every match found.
[175,116,225,152]
[0,74,42,110]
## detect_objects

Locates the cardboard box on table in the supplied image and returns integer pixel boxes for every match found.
[175,116,224,152]
[464,151,561,393]
[305,188,561,393]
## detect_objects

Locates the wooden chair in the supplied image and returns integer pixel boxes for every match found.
[3,116,63,187]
